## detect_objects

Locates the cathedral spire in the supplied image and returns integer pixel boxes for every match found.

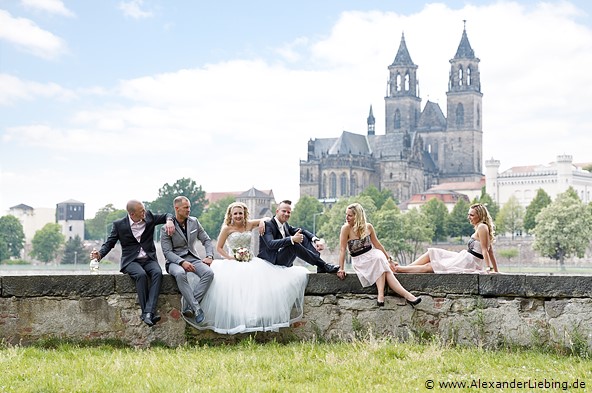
[454,20,475,59]
[392,32,415,66]
[367,105,375,135]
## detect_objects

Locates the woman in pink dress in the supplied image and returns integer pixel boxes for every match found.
[394,203,499,274]
[337,203,421,307]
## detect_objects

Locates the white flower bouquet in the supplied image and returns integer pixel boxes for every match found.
[233,247,252,262]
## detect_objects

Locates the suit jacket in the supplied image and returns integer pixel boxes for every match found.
[160,216,213,268]
[99,211,171,272]
[257,217,315,265]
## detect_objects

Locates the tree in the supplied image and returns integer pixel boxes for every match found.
[358,185,396,209]
[61,235,86,264]
[85,204,126,240]
[0,215,25,261]
[420,198,449,241]
[400,208,433,264]
[496,195,525,239]
[478,188,499,220]
[524,189,552,234]
[147,178,207,217]
[30,223,65,263]
[447,198,473,239]
[533,188,592,270]
[199,196,237,240]
[318,196,377,250]
[291,196,325,234]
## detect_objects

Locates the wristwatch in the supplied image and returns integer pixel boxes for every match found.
[206,255,214,259]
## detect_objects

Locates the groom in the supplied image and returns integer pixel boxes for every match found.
[258,200,340,274]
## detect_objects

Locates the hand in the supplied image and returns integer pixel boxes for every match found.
[258,220,266,236]
[165,219,175,236]
[203,256,213,266]
[90,248,101,261]
[337,270,346,280]
[291,229,303,244]
[181,261,196,272]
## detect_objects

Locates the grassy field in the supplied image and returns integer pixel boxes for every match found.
[1,338,590,392]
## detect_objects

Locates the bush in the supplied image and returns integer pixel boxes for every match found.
[1,258,30,265]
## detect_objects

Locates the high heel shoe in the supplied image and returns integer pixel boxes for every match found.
[406,297,422,307]
[377,300,385,307]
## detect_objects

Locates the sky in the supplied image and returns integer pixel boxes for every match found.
[1,0,591,218]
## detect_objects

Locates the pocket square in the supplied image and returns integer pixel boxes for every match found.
[190,229,197,234]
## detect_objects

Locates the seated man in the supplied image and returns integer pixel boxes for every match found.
[161,196,214,326]
[258,200,339,273]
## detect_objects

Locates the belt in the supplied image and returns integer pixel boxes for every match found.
[350,246,372,257]
[467,249,484,259]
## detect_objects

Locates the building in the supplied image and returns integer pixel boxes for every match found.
[405,189,470,212]
[486,155,592,207]
[56,199,85,241]
[300,25,483,204]
[205,187,275,219]
[7,204,56,242]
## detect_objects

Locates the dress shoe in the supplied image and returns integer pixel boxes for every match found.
[406,297,422,307]
[141,313,155,327]
[181,298,194,318]
[151,313,161,324]
[377,300,385,307]
[194,309,205,325]
[317,263,339,273]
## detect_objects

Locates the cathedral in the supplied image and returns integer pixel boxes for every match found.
[299,26,484,204]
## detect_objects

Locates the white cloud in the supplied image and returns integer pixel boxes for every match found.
[0,10,68,59]
[20,0,76,17]
[118,0,153,19]
[2,1,592,217]
[0,74,76,105]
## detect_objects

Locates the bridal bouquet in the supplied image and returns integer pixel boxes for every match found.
[233,247,252,262]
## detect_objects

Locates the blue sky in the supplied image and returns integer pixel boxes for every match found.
[1,0,591,217]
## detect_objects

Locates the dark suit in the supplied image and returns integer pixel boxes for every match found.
[98,211,170,315]
[258,217,331,271]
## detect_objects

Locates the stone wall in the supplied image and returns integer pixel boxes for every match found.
[1,273,591,350]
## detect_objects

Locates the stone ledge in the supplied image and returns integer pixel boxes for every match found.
[1,273,590,298]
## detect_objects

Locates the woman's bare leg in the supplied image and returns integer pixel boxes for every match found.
[410,251,430,266]
[395,263,434,273]
[376,273,386,302]
[385,272,418,302]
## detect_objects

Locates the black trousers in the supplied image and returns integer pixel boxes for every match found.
[122,258,163,314]
[276,235,326,268]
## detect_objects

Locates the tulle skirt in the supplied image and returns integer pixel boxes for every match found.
[428,248,485,274]
[193,257,309,334]
[351,248,390,287]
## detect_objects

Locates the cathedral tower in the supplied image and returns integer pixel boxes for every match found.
[385,33,421,135]
[442,23,483,181]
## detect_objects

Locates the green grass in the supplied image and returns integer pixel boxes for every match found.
[1,338,590,392]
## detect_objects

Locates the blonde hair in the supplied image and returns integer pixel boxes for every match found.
[224,202,249,227]
[347,203,368,239]
[470,203,495,243]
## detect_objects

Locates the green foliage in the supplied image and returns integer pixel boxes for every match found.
[61,235,87,264]
[199,196,237,240]
[85,204,127,240]
[524,189,552,234]
[447,198,473,238]
[291,196,325,233]
[533,187,592,268]
[478,188,500,220]
[318,196,377,249]
[358,185,396,209]
[420,198,449,241]
[496,195,525,239]
[30,223,65,263]
[0,215,25,260]
[146,178,207,217]
[1,258,29,265]
[498,248,519,262]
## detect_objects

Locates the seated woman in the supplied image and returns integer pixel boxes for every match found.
[338,203,421,307]
[196,202,309,334]
[394,203,499,274]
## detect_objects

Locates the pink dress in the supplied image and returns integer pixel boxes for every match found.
[348,236,390,287]
[428,237,486,274]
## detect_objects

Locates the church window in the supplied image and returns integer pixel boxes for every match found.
[456,103,464,127]
[458,67,463,86]
[340,173,347,196]
[394,109,401,129]
[467,67,472,85]
[404,73,410,91]
[329,173,336,198]
[396,74,402,92]
[477,106,481,127]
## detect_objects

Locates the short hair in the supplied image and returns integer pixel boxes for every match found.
[126,200,143,214]
[279,200,292,205]
[173,196,190,206]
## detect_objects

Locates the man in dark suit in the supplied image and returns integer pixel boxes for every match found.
[160,196,214,327]
[91,200,174,327]
[258,200,340,273]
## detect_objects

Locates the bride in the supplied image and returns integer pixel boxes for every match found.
[195,202,309,334]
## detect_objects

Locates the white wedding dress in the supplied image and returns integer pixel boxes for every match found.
[195,231,309,334]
